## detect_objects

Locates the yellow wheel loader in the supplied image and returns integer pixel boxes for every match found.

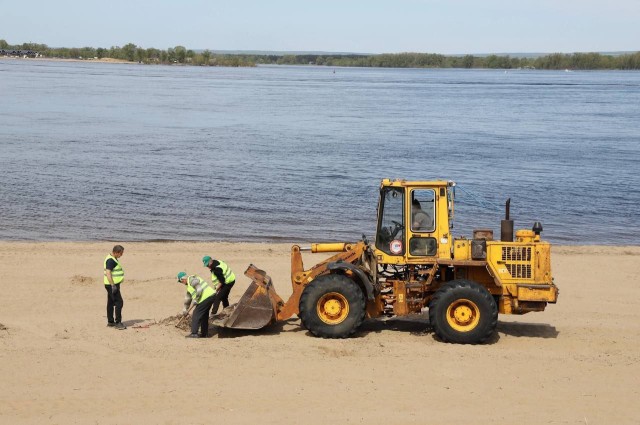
[213,179,558,344]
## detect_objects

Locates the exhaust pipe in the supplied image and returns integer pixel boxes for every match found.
[501,198,514,242]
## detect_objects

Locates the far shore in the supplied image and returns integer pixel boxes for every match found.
[0,56,133,64]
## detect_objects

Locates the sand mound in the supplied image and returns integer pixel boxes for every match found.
[158,314,220,332]
[158,314,184,326]
[70,274,95,286]
[158,314,194,331]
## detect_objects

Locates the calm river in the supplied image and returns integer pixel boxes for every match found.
[1,59,639,244]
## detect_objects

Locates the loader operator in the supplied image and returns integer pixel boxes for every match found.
[104,245,126,330]
[412,199,433,231]
[202,255,236,317]
[177,272,215,338]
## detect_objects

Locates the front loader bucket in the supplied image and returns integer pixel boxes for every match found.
[211,264,283,330]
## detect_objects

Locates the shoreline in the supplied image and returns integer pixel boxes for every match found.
[4,55,640,71]
[1,239,639,249]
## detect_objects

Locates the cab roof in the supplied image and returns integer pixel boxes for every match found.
[380,179,454,188]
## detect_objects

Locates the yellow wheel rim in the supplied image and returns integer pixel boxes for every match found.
[446,299,480,332]
[317,292,350,325]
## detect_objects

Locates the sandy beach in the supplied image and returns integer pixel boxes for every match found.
[1,242,639,424]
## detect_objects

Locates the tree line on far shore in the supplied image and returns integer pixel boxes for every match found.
[0,40,255,67]
[260,51,640,70]
[2,40,639,70]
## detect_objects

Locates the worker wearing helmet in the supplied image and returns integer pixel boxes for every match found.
[177,272,215,338]
[202,255,236,317]
[104,245,126,330]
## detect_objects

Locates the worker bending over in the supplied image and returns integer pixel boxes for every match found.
[202,255,236,317]
[177,272,215,338]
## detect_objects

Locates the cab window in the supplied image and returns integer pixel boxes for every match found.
[411,189,435,233]
[409,237,437,256]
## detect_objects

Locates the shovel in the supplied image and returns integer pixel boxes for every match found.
[175,304,195,328]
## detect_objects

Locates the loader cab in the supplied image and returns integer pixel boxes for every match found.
[375,180,453,262]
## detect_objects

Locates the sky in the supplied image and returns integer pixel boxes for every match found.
[1,0,639,54]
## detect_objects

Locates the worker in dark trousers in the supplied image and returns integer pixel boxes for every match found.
[202,255,236,317]
[177,272,215,338]
[104,245,126,330]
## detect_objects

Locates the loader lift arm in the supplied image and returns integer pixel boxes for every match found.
[282,241,374,320]
[212,241,373,330]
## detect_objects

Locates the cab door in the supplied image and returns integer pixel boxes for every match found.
[375,186,405,258]
[407,188,438,258]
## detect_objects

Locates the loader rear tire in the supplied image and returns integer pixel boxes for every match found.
[299,274,365,339]
[429,279,497,344]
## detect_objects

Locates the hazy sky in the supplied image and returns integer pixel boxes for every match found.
[1,0,638,54]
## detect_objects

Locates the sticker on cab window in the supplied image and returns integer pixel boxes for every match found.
[390,239,403,254]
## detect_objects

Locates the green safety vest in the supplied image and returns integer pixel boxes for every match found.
[103,254,124,285]
[186,275,215,304]
[210,260,236,286]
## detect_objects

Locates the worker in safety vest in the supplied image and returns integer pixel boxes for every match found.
[104,245,126,330]
[177,272,215,338]
[202,255,236,317]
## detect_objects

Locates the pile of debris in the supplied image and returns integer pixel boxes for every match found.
[158,314,189,331]
[158,315,219,332]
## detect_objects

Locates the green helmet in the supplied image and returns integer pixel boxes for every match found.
[177,271,187,282]
[202,255,212,266]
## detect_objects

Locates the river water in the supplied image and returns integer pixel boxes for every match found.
[1,59,639,244]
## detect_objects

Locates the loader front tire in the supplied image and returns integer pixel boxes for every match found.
[299,274,365,339]
[429,279,497,344]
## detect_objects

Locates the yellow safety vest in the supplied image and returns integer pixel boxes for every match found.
[186,275,215,304]
[210,260,236,286]
[104,254,124,285]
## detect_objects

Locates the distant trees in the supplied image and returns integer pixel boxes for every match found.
[461,55,475,68]
[13,41,258,67]
[174,46,187,63]
[145,48,161,63]
[533,52,624,70]
[2,39,639,70]
[121,43,136,62]
[618,52,640,70]
[301,51,640,70]
[201,49,211,64]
